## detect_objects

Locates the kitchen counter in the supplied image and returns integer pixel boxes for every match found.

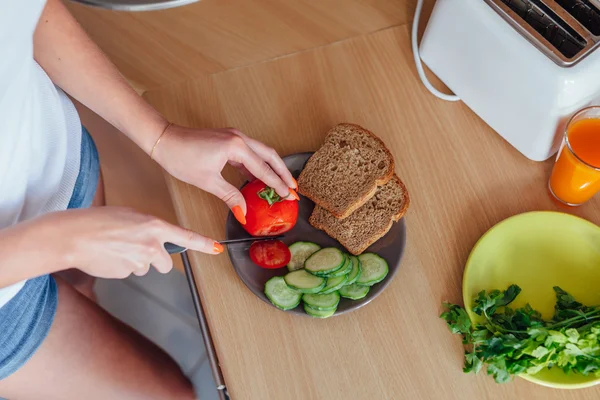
[144,25,600,399]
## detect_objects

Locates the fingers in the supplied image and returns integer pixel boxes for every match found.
[231,129,297,190]
[228,160,255,181]
[205,176,248,225]
[133,264,151,277]
[149,247,173,274]
[230,140,292,199]
[161,221,224,255]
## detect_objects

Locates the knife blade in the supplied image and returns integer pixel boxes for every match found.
[219,235,283,245]
[164,235,284,255]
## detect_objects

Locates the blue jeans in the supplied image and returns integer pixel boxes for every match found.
[0,126,99,380]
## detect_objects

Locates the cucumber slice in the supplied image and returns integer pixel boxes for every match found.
[339,283,370,300]
[345,256,362,285]
[287,242,321,271]
[316,254,347,278]
[304,304,336,318]
[356,253,389,286]
[302,292,340,311]
[319,274,348,294]
[284,270,326,293]
[305,248,345,276]
[264,277,301,310]
[328,255,353,277]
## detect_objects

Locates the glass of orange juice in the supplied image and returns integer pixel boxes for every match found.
[549,106,600,206]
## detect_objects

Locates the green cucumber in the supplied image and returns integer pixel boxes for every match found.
[304,304,336,318]
[287,242,321,271]
[327,254,353,277]
[284,270,326,293]
[304,247,345,276]
[356,253,389,286]
[339,283,370,300]
[302,292,340,311]
[345,256,361,285]
[319,274,348,294]
[264,277,301,310]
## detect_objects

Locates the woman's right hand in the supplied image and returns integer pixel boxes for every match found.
[40,206,221,278]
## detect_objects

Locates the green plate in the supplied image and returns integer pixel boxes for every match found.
[463,211,600,389]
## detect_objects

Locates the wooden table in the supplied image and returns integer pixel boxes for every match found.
[144,25,600,400]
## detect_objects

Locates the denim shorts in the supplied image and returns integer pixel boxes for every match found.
[0,126,99,380]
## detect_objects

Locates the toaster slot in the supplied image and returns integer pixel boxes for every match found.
[500,0,587,58]
[555,0,600,35]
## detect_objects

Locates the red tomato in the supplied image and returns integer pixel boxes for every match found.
[249,240,291,269]
[240,180,299,236]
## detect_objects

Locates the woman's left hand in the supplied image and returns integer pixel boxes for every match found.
[152,124,298,224]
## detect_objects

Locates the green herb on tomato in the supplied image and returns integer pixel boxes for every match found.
[240,180,298,236]
[442,285,600,383]
[257,186,285,206]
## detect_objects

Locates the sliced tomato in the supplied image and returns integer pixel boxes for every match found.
[249,240,291,269]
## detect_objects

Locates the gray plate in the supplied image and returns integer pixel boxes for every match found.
[225,152,407,316]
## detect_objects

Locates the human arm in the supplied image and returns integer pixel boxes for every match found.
[33,0,165,155]
[33,0,297,217]
[0,207,221,288]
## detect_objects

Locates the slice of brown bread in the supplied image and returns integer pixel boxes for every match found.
[309,175,409,255]
[298,123,395,219]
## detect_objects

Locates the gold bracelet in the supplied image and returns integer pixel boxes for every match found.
[150,122,173,160]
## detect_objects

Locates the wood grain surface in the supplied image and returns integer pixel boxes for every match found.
[67,0,414,91]
[143,25,600,400]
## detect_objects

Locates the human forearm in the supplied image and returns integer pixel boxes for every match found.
[0,217,67,288]
[33,0,167,154]
[0,207,220,288]
[31,0,298,218]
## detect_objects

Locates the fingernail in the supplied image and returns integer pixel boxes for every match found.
[289,188,300,201]
[292,177,298,190]
[213,242,224,254]
[232,206,246,225]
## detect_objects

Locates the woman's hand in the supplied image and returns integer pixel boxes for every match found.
[40,207,222,279]
[152,125,298,225]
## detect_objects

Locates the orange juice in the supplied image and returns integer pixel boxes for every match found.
[549,118,600,205]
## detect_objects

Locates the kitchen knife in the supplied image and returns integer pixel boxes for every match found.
[164,235,284,254]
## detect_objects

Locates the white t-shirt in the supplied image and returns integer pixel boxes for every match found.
[0,0,81,308]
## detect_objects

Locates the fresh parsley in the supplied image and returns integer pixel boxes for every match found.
[442,285,600,383]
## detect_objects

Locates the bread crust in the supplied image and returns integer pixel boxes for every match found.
[298,123,395,219]
[309,175,410,255]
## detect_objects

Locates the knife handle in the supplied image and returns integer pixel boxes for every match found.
[164,242,187,254]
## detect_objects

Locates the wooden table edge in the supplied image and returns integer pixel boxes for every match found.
[181,251,230,400]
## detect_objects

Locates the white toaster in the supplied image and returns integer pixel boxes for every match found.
[419,0,600,161]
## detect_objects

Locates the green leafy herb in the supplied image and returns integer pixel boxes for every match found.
[441,303,472,339]
[441,286,600,383]
[257,186,285,206]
